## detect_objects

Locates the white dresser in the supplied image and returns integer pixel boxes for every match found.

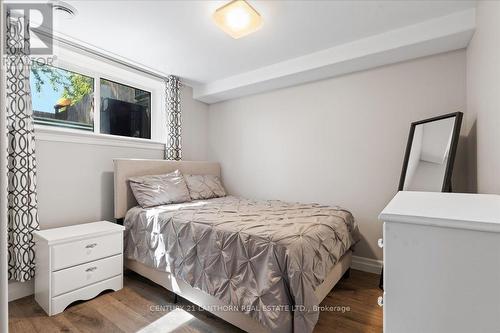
[33,221,125,316]
[380,191,500,333]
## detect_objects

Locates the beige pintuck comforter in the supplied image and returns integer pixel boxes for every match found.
[124,196,359,333]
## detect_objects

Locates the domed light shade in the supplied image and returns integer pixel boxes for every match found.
[213,0,262,39]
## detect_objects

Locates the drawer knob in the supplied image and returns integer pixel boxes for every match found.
[85,267,97,272]
[377,238,384,248]
[377,296,384,307]
[85,243,98,249]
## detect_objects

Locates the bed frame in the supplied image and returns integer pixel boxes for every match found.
[113,158,352,333]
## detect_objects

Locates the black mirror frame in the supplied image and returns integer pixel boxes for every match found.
[398,111,463,192]
[381,111,464,290]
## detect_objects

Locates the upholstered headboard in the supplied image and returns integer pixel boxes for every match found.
[113,159,221,219]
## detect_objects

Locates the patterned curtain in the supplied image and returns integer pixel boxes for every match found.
[165,75,182,160]
[6,10,40,282]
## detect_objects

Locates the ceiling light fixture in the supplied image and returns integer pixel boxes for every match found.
[213,0,262,39]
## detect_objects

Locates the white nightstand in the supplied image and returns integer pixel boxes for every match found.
[33,221,125,316]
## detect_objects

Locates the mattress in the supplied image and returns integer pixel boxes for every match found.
[124,195,359,333]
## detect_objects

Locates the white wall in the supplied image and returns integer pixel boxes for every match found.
[466,0,500,194]
[182,86,209,161]
[33,86,207,230]
[35,140,162,229]
[208,50,467,261]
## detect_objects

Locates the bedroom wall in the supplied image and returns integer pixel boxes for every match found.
[35,87,206,230]
[466,0,500,194]
[182,86,210,161]
[208,50,468,263]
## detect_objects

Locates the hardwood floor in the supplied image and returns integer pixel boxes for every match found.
[9,269,382,333]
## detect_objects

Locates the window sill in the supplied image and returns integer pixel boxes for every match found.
[34,125,165,151]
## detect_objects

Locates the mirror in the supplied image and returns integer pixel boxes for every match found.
[381,111,463,290]
[399,112,463,192]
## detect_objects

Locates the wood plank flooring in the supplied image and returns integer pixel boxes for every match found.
[9,269,382,333]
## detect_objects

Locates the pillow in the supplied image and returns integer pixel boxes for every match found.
[129,169,191,208]
[184,174,226,200]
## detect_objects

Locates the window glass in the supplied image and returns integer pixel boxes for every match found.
[30,64,94,131]
[100,78,151,139]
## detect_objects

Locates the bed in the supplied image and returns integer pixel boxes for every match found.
[114,159,359,333]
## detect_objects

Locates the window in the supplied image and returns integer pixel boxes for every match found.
[30,63,154,140]
[100,78,151,139]
[30,64,94,131]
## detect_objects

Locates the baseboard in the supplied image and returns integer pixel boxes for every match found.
[8,280,34,302]
[351,255,383,274]
[7,256,381,302]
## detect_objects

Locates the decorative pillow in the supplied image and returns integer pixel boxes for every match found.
[129,169,191,208]
[184,174,226,200]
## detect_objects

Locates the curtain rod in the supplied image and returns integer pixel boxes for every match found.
[34,27,170,81]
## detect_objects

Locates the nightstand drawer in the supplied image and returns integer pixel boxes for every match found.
[51,275,123,316]
[51,233,122,271]
[52,254,122,297]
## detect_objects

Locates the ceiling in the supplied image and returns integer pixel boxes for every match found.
[52,0,477,102]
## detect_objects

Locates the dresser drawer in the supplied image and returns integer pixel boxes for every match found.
[52,254,122,296]
[51,275,123,315]
[51,232,122,271]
